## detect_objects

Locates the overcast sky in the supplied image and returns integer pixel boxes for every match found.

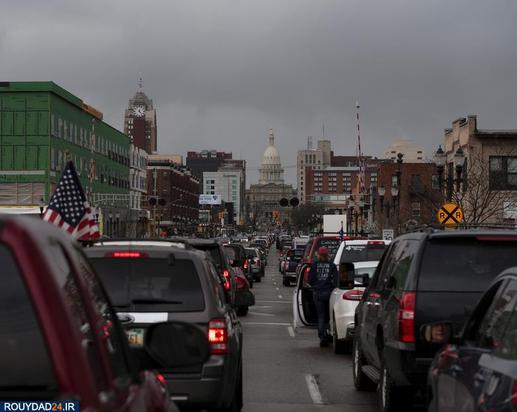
[2,0,517,185]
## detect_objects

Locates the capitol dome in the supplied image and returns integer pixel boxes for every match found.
[259,129,284,184]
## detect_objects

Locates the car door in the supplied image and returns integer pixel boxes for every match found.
[454,279,517,410]
[360,242,398,366]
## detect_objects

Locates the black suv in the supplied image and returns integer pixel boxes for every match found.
[352,230,517,411]
[85,241,243,411]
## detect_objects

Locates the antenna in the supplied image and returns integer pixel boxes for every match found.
[322,122,325,138]
[307,136,313,150]
[138,77,143,90]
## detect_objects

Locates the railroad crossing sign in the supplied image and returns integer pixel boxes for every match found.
[437,202,464,226]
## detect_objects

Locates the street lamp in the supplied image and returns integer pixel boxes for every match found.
[378,185,386,211]
[433,145,466,200]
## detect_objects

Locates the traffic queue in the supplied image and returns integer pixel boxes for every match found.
[281,231,517,412]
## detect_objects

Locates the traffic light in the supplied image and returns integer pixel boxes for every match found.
[148,197,166,206]
[279,197,299,207]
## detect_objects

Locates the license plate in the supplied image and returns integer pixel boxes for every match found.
[126,328,144,347]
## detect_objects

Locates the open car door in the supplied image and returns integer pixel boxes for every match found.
[292,263,318,329]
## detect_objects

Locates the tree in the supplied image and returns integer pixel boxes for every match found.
[290,203,325,233]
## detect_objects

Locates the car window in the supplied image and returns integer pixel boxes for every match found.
[419,238,517,292]
[191,245,224,271]
[45,240,108,392]
[387,240,418,290]
[339,243,387,264]
[317,239,341,259]
[497,279,517,360]
[89,257,205,312]
[0,243,59,396]
[207,260,227,309]
[370,242,397,289]
[72,247,133,385]
[474,280,517,350]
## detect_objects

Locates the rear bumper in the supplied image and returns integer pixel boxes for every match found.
[235,290,255,308]
[284,272,297,279]
[163,356,228,407]
[383,345,432,387]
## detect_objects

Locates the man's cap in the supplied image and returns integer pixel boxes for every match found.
[318,246,329,256]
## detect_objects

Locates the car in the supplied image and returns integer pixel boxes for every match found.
[245,247,265,281]
[85,242,244,411]
[329,260,380,354]
[189,238,254,316]
[224,242,255,286]
[282,247,304,286]
[293,235,360,329]
[0,216,178,411]
[353,230,517,411]
[426,267,517,412]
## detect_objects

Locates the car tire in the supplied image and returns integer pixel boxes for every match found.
[378,362,408,412]
[237,307,248,316]
[213,363,243,412]
[282,278,290,287]
[255,276,261,283]
[352,338,376,391]
[332,317,348,354]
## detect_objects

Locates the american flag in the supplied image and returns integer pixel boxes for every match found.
[43,161,100,240]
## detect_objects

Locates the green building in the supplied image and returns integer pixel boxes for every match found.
[0,81,130,236]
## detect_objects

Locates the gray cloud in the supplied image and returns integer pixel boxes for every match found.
[1,0,517,184]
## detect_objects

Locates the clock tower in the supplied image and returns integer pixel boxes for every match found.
[124,78,157,154]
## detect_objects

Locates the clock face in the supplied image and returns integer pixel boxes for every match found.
[132,105,145,117]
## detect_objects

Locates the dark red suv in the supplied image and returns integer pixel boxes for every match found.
[0,215,178,411]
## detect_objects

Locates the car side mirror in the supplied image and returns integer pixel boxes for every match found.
[421,322,453,345]
[354,274,370,287]
[144,321,210,368]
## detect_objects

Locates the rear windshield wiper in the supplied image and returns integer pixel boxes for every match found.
[130,298,183,305]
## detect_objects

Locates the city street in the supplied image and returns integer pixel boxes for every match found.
[241,250,377,412]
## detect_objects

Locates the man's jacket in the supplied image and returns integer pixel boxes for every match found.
[308,261,338,292]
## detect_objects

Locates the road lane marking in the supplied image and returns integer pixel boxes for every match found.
[278,295,283,299]
[248,311,275,317]
[287,326,295,337]
[242,322,291,326]
[276,287,279,291]
[305,374,326,405]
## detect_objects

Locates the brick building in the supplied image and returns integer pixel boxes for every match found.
[145,158,200,235]
[374,161,440,234]
[186,150,232,183]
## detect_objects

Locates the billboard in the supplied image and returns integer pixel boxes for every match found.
[199,194,222,205]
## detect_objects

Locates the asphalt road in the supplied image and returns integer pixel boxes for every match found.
[241,249,378,412]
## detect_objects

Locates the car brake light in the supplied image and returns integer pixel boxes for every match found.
[236,276,247,289]
[367,240,385,245]
[343,290,363,301]
[476,236,517,242]
[244,259,249,270]
[399,292,416,343]
[208,319,228,354]
[156,373,166,387]
[106,251,148,258]
[222,269,231,290]
[303,266,311,283]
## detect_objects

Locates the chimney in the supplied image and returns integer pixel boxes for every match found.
[467,115,477,134]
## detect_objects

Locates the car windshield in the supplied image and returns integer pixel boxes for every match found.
[246,249,258,257]
[89,258,205,312]
[339,244,387,263]
[419,238,517,292]
[191,244,224,271]
[354,266,378,279]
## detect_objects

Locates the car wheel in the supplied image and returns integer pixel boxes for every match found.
[255,276,261,283]
[282,277,290,287]
[352,338,376,391]
[237,307,248,316]
[213,363,243,412]
[378,362,408,412]
[332,317,348,354]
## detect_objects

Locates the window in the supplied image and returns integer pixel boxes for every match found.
[432,175,440,190]
[489,156,517,190]
[474,280,517,350]
[411,174,423,193]
[72,247,133,383]
[411,202,421,218]
[0,244,58,395]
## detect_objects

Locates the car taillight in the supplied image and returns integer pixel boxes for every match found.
[106,251,148,258]
[244,259,249,270]
[343,290,363,301]
[399,292,416,343]
[156,373,166,387]
[236,276,247,289]
[222,269,231,290]
[367,240,385,245]
[303,266,311,283]
[208,319,228,354]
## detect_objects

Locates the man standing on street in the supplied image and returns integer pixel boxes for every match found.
[308,246,338,347]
